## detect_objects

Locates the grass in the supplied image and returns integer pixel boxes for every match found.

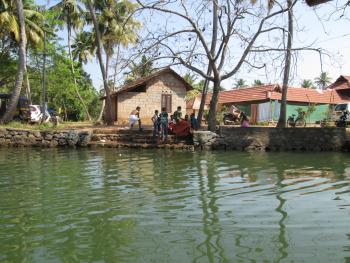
[0,121,95,131]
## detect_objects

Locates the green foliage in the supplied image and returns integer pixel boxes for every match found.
[301,79,314,88]
[125,55,154,83]
[314,72,332,90]
[25,45,101,121]
[184,73,205,101]
[253,79,264,86]
[235,78,247,88]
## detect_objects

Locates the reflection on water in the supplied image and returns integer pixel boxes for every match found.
[1,148,350,262]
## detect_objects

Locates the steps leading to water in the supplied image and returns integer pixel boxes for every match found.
[90,127,193,149]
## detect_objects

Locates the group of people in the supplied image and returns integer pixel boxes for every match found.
[151,106,199,142]
[128,106,199,143]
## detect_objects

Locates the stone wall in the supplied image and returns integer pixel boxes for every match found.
[194,127,349,151]
[117,72,187,125]
[0,129,92,147]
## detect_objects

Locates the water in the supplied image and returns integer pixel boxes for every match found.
[1,148,350,262]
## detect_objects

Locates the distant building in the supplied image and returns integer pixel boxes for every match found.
[187,82,350,124]
[104,68,192,125]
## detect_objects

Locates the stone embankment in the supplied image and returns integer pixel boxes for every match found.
[193,127,350,152]
[2,127,350,151]
[0,128,194,149]
[0,128,92,147]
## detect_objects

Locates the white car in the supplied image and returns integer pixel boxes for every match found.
[29,105,51,123]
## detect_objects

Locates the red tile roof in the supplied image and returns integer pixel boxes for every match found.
[218,84,281,104]
[327,75,350,90]
[270,87,348,104]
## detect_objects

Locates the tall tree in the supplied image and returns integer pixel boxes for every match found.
[86,0,113,125]
[277,0,294,128]
[0,0,45,104]
[314,72,331,90]
[301,79,313,88]
[51,0,92,121]
[1,0,27,123]
[137,0,291,131]
[94,0,140,81]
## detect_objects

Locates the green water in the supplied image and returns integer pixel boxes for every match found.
[1,149,350,262]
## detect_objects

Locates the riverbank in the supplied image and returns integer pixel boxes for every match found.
[1,126,350,152]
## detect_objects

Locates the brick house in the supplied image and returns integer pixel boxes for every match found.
[107,68,192,125]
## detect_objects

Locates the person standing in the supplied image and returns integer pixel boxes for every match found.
[173,106,182,123]
[151,110,159,142]
[160,107,168,141]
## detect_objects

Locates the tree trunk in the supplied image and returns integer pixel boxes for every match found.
[87,0,114,125]
[97,98,105,122]
[277,0,293,128]
[207,77,220,132]
[24,65,32,104]
[197,0,218,127]
[0,0,26,124]
[67,22,92,121]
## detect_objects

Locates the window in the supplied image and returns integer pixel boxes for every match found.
[161,94,172,113]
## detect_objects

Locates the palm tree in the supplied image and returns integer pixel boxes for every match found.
[94,0,140,80]
[235,79,247,89]
[0,0,44,105]
[86,0,113,125]
[253,79,264,86]
[125,55,154,83]
[314,72,332,90]
[184,73,205,101]
[89,0,140,123]
[1,0,26,123]
[51,0,92,121]
[301,79,313,88]
[71,31,95,64]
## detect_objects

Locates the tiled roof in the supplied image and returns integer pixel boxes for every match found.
[187,85,349,109]
[327,75,350,90]
[270,87,348,104]
[110,68,193,97]
[218,85,281,104]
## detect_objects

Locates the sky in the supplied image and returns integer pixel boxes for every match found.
[36,0,350,90]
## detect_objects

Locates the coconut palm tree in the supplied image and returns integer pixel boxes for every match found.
[253,79,264,86]
[0,0,27,123]
[235,79,247,89]
[314,72,332,90]
[87,0,140,123]
[86,0,114,125]
[71,31,95,64]
[0,0,44,104]
[125,55,154,83]
[94,0,140,80]
[301,79,314,88]
[51,0,92,121]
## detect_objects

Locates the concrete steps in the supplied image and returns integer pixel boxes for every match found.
[90,127,193,148]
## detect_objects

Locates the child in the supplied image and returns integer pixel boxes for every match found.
[190,112,199,130]
[160,107,169,141]
[151,110,159,142]
[240,112,249,128]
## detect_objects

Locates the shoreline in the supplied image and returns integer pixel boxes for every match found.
[1,126,350,152]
